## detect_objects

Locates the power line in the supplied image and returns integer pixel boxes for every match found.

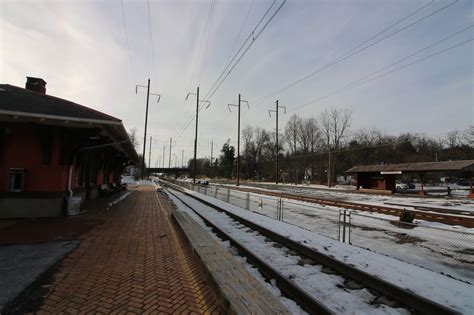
[120,0,135,85]
[251,0,458,107]
[224,0,255,67]
[147,0,158,89]
[177,0,218,140]
[174,0,287,142]
[252,32,473,122]
[197,0,216,85]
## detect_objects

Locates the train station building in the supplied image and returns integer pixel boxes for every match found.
[347,160,474,198]
[0,77,138,218]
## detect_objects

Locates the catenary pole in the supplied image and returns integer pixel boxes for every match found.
[135,79,160,179]
[193,87,199,183]
[148,136,152,172]
[276,100,279,185]
[162,146,165,168]
[168,137,172,168]
[210,140,213,178]
[141,79,150,179]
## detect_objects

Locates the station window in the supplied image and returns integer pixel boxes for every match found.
[8,169,26,192]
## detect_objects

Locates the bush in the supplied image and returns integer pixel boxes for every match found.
[399,210,415,223]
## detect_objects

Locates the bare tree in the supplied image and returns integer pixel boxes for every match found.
[318,107,352,186]
[300,117,322,181]
[128,128,139,149]
[284,114,303,183]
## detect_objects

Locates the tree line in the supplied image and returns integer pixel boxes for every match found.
[187,107,473,185]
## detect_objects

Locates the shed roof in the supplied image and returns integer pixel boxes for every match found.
[346,160,474,173]
[0,84,121,122]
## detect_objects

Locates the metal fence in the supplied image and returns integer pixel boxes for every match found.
[169,180,474,283]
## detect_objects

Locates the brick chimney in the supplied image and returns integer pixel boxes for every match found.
[25,76,47,94]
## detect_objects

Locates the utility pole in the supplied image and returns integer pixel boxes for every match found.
[168,137,172,168]
[136,79,160,179]
[269,100,286,185]
[327,147,331,187]
[228,94,249,186]
[148,136,152,172]
[210,140,213,178]
[185,87,210,183]
[162,146,166,168]
[181,150,184,168]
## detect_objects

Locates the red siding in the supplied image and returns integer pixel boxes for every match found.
[0,124,70,192]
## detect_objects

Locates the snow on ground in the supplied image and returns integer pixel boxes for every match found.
[191,183,474,282]
[166,184,474,314]
[238,182,474,213]
[108,191,132,208]
[168,189,409,315]
[167,193,306,314]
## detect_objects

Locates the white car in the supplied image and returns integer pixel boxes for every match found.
[396,183,409,191]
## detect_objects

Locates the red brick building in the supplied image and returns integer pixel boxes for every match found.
[0,77,138,218]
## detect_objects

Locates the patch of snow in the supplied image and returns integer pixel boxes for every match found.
[168,185,474,315]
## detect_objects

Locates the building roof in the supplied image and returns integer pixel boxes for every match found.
[0,84,121,123]
[346,160,474,173]
[0,83,138,163]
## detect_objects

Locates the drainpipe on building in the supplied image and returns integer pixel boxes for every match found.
[68,164,74,197]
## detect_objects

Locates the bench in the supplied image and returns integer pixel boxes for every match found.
[172,210,290,315]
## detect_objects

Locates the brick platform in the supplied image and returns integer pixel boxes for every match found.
[38,185,224,314]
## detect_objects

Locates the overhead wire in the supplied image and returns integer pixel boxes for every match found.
[176,0,218,140]
[253,26,473,125]
[120,0,135,85]
[251,0,458,107]
[174,0,287,142]
[147,0,158,89]
[197,0,216,85]
[295,39,472,113]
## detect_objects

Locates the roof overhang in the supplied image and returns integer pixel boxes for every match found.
[0,109,139,164]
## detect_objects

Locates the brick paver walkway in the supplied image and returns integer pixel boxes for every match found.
[38,186,224,314]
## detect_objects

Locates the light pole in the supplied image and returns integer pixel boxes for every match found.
[185,87,210,183]
[228,94,249,186]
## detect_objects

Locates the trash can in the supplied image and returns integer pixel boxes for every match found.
[66,196,82,216]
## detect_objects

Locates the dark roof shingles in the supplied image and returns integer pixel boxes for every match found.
[347,160,474,173]
[0,84,121,122]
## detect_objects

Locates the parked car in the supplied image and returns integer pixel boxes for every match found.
[396,183,409,191]
[401,180,415,189]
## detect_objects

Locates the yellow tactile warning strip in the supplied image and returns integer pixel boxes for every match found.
[38,185,224,314]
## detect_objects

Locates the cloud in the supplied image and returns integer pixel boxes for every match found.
[1,0,472,162]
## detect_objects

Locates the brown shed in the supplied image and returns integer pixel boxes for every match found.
[346,160,474,198]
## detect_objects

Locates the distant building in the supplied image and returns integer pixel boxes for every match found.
[0,77,138,218]
[346,160,474,198]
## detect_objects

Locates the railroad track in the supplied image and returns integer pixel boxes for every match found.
[162,180,459,315]
[219,185,474,228]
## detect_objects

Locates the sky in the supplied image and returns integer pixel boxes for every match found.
[1,0,473,166]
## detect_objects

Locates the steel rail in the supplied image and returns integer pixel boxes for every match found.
[163,180,460,315]
[221,185,474,228]
[164,185,333,315]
